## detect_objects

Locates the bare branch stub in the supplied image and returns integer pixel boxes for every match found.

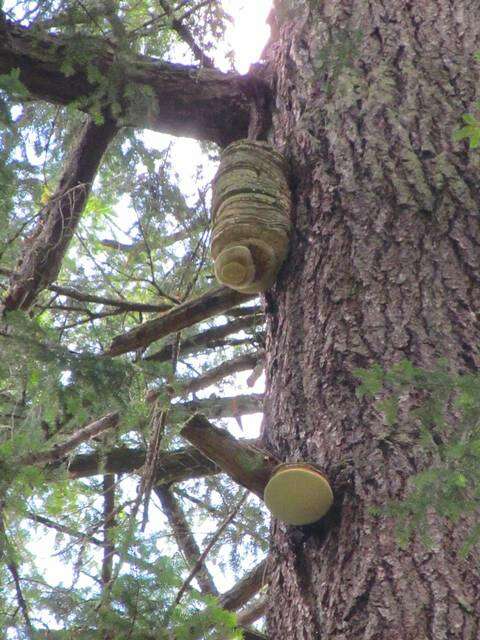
[180,414,278,499]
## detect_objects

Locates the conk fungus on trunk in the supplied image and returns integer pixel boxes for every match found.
[211,139,291,293]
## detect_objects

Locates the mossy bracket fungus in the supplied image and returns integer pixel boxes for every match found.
[211,140,291,293]
[263,463,333,526]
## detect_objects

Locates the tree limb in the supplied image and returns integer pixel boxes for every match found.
[147,352,262,401]
[237,596,267,626]
[18,412,119,466]
[65,442,220,482]
[106,286,256,356]
[169,492,247,614]
[101,474,115,588]
[180,414,278,499]
[0,269,174,313]
[0,17,264,145]
[155,486,218,595]
[64,435,263,483]
[218,558,267,612]
[158,0,215,68]
[144,315,263,363]
[174,393,263,420]
[2,115,119,311]
[48,283,174,313]
[26,512,105,548]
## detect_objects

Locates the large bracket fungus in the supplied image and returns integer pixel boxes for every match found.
[263,463,333,526]
[180,415,333,527]
[211,140,291,293]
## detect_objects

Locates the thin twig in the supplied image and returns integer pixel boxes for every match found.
[158,0,215,68]
[166,491,248,619]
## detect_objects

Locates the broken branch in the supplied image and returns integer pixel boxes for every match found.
[180,414,278,499]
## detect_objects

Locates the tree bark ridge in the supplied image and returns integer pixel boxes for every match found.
[262,1,480,638]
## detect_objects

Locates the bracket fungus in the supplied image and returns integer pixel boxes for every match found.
[211,140,291,293]
[263,463,333,526]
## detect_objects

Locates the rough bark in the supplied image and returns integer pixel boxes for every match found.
[0,15,264,145]
[2,116,118,311]
[262,2,480,639]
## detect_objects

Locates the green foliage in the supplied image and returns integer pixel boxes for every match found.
[453,52,480,148]
[356,360,480,552]
[453,109,480,149]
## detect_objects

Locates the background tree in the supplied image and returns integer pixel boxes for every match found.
[1,1,480,639]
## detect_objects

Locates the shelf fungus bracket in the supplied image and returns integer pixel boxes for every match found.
[180,414,333,525]
[211,140,291,293]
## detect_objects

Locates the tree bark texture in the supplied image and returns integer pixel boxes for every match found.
[262,2,480,639]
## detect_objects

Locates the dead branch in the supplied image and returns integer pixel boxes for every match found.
[145,314,263,363]
[18,412,119,466]
[155,486,218,595]
[158,0,215,68]
[2,116,119,311]
[147,352,262,401]
[48,283,173,313]
[241,630,268,640]
[175,393,263,420]
[218,558,268,612]
[106,286,256,356]
[169,492,247,614]
[180,414,278,499]
[65,442,220,482]
[237,596,267,626]
[101,474,115,588]
[26,512,105,548]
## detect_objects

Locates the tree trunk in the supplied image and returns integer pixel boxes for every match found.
[262,1,480,638]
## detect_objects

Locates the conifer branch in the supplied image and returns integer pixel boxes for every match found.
[218,558,268,611]
[18,412,119,467]
[237,596,267,626]
[147,352,262,401]
[0,17,262,145]
[106,286,256,356]
[180,414,278,499]
[158,0,215,68]
[169,491,247,614]
[1,116,119,312]
[144,315,263,363]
